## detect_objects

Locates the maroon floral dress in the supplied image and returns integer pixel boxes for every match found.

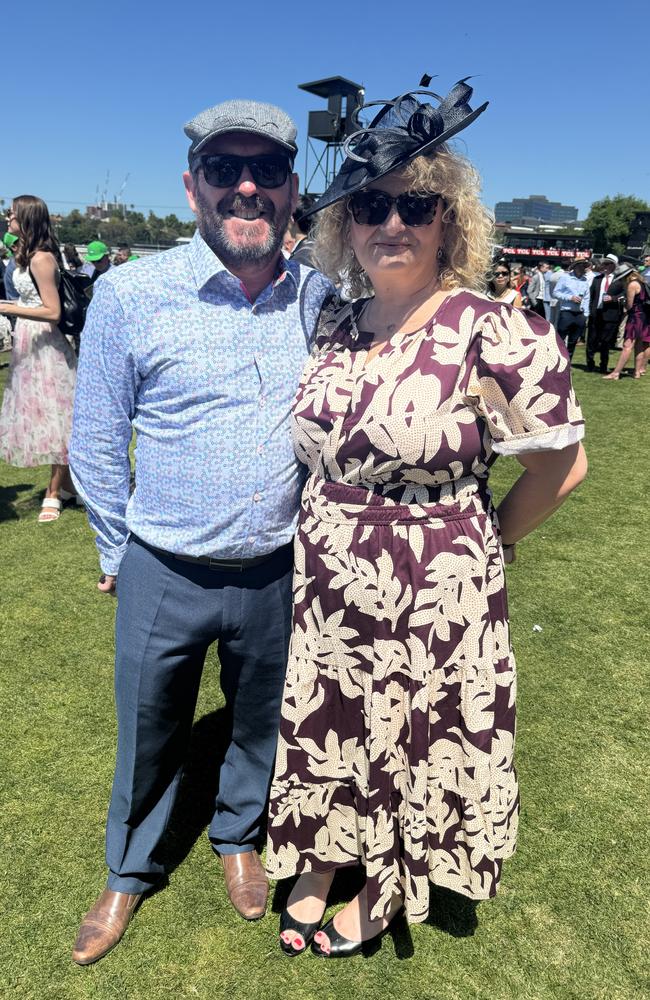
[266,289,584,924]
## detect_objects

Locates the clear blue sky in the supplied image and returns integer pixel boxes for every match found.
[4,0,646,222]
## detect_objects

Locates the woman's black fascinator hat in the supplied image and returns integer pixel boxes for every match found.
[302,75,488,217]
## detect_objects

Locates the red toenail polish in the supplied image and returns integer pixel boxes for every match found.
[294,938,303,947]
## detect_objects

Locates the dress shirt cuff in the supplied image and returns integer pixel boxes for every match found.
[99,541,129,577]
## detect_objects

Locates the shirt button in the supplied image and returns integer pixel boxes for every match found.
[257,444,264,455]
[259,396,266,408]
[248,535,255,545]
[253,491,262,502]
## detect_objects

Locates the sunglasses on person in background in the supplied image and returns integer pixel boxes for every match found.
[347,190,441,227]
[494,270,510,277]
[196,153,292,189]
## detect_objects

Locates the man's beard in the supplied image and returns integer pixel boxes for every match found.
[194,188,292,270]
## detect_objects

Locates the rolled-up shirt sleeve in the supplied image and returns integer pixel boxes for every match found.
[69,280,139,575]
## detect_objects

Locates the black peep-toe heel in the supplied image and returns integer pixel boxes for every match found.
[278,907,322,957]
[311,907,404,959]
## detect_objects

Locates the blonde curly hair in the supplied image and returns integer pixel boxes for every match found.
[311,145,494,299]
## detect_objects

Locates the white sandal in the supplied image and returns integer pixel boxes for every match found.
[38,498,62,523]
[60,488,84,507]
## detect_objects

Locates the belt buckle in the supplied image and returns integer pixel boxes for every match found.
[208,557,243,571]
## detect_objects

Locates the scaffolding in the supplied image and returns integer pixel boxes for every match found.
[298,76,365,198]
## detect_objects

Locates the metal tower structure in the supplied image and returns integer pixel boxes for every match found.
[298,76,365,198]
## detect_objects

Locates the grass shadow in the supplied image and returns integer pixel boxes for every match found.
[0,482,35,521]
[158,707,232,875]
[425,884,479,937]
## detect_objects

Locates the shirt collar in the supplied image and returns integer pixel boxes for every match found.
[188,230,298,296]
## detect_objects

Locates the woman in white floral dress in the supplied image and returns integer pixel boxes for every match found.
[266,80,588,958]
[0,196,77,521]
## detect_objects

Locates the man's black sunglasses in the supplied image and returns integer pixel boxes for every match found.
[196,153,292,189]
[348,189,441,227]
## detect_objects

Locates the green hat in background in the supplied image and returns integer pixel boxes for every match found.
[3,232,18,252]
[127,253,140,261]
[85,240,109,262]
[553,265,562,272]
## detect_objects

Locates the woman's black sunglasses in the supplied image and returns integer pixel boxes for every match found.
[196,153,292,189]
[348,190,441,227]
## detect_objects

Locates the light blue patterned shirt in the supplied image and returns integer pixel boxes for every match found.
[553,272,590,317]
[70,232,333,575]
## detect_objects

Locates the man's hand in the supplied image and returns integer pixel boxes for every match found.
[571,295,582,304]
[98,574,117,596]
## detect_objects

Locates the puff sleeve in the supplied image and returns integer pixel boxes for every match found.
[470,304,585,456]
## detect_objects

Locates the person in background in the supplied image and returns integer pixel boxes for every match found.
[288,196,317,268]
[587,253,625,373]
[602,270,650,379]
[3,231,20,301]
[0,196,77,521]
[554,259,590,359]
[583,258,597,289]
[545,264,564,326]
[0,251,11,349]
[514,266,528,300]
[63,244,86,274]
[526,261,549,316]
[113,244,132,266]
[488,259,523,305]
[81,241,112,279]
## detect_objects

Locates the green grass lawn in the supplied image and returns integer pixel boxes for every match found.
[0,347,648,1000]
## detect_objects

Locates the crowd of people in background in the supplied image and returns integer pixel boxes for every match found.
[487,252,650,378]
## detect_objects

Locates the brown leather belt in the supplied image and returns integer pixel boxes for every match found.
[132,536,291,572]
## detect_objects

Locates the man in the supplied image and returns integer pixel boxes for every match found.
[113,244,132,265]
[81,240,112,279]
[587,253,624,373]
[544,264,564,325]
[526,261,549,316]
[583,258,597,289]
[69,99,332,965]
[553,258,590,359]
[288,196,317,267]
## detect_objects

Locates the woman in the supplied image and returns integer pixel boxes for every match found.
[265,79,587,958]
[602,270,650,379]
[488,260,523,306]
[63,243,85,274]
[0,196,77,521]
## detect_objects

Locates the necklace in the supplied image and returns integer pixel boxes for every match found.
[361,286,443,338]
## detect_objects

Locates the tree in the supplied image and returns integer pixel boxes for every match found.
[53,206,195,248]
[583,195,649,257]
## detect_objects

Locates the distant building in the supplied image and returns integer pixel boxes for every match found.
[85,203,124,222]
[495,195,578,225]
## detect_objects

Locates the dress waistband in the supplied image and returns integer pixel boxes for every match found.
[304,475,491,525]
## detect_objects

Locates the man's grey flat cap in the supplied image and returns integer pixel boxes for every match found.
[184,99,298,163]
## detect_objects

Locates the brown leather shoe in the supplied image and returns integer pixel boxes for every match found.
[72,889,143,965]
[221,851,268,920]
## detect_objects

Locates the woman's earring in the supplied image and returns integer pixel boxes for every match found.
[437,247,445,263]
